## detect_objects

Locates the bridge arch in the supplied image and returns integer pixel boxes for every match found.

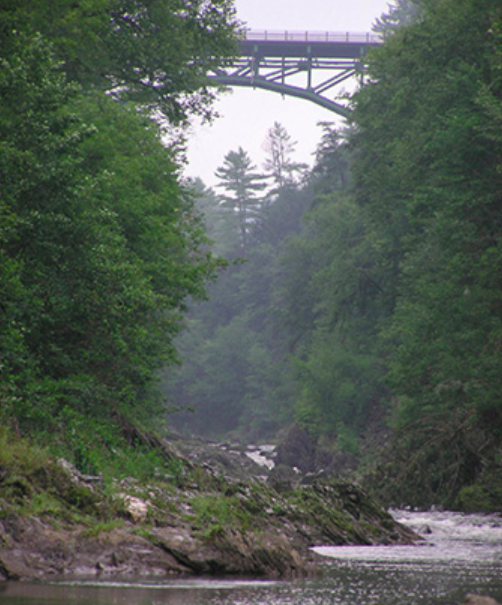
[209,30,381,118]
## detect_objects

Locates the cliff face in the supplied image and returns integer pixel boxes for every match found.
[0,437,417,581]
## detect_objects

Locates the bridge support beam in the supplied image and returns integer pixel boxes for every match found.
[212,74,352,117]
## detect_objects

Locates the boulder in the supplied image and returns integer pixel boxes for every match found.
[275,424,314,473]
[267,464,300,493]
[151,525,304,577]
[119,494,149,523]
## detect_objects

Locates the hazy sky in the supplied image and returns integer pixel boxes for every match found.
[185,0,391,187]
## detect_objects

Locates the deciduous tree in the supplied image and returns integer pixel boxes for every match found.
[0,0,239,124]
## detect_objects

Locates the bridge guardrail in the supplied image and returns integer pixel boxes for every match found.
[244,30,381,44]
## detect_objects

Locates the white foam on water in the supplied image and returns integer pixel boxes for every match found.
[244,444,276,470]
[313,509,502,566]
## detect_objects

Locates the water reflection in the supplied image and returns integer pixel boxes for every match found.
[2,567,502,605]
[0,579,284,605]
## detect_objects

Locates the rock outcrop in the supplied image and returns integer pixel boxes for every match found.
[275,424,314,473]
[0,437,418,582]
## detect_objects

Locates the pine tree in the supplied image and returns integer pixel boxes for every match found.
[215,148,267,255]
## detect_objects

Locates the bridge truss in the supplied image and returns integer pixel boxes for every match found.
[209,31,381,118]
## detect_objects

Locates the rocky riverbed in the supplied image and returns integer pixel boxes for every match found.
[0,431,417,582]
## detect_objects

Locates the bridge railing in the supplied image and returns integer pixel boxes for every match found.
[244,29,381,44]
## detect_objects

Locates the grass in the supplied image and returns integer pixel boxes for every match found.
[79,520,124,538]
[0,429,107,522]
[0,430,52,479]
[0,425,199,533]
[190,494,253,539]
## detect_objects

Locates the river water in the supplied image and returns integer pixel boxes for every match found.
[1,510,501,605]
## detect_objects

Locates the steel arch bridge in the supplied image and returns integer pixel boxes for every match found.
[208,30,381,118]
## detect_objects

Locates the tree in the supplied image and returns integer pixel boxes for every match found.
[276,189,389,440]
[373,0,423,36]
[215,148,268,255]
[351,0,502,506]
[162,160,314,440]
[165,313,272,436]
[186,178,241,259]
[0,0,239,124]
[310,122,351,194]
[354,0,502,417]
[262,122,307,189]
[0,32,219,463]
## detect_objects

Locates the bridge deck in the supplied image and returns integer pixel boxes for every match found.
[240,30,381,58]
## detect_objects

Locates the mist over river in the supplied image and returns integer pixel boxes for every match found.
[1,510,502,605]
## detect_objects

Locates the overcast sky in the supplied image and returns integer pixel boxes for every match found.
[184,0,391,187]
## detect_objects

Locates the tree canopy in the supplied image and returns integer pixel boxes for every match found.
[0,1,237,468]
[0,0,239,124]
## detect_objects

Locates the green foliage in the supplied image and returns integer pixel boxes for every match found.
[365,408,499,510]
[0,11,227,460]
[295,336,382,440]
[79,520,124,538]
[29,492,67,517]
[0,0,239,124]
[164,146,312,439]
[0,430,51,480]
[164,0,502,515]
[309,123,351,193]
[191,493,252,539]
[274,169,391,445]
[166,314,271,435]
[187,178,240,258]
[373,0,424,35]
[0,429,100,518]
[455,461,502,513]
[354,0,502,422]
[348,0,502,506]
[215,147,268,255]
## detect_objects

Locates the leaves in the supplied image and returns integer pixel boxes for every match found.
[0,31,220,447]
[1,0,240,124]
[347,0,502,505]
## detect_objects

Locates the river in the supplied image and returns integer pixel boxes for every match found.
[1,510,501,605]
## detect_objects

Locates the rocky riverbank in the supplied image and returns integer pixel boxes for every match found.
[0,432,417,581]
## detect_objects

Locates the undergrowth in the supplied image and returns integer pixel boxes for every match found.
[191,494,253,540]
[0,424,190,527]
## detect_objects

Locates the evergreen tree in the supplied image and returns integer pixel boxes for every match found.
[373,0,423,35]
[215,148,268,255]
[310,122,351,194]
